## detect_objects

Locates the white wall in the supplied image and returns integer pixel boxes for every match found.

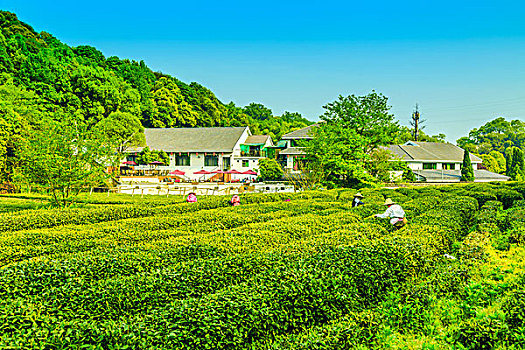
[232,127,251,157]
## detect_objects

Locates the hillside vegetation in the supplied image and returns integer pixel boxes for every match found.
[0,11,312,181]
[0,182,524,348]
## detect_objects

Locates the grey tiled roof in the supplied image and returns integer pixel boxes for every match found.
[132,127,248,153]
[281,123,320,139]
[279,147,306,155]
[244,135,272,145]
[385,142,482,163]
[413,170,509,182]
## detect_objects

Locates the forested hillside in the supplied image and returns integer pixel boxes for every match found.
[0,11,312,180]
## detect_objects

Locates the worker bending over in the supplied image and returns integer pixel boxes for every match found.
[352,193,364,207]
[375,198,407,228]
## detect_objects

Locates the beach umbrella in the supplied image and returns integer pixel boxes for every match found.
[242,170,258,182]
[226,169,242,182]
[193,169,212,182]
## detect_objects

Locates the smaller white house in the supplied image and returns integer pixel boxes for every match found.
[385,141,509,182]
[385,141,482,171]
[279,123,320,172]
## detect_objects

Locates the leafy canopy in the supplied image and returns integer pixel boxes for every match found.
[16,119,119,207]
[457,117,525,155]
[461,149,475,182]
[258,158,284,181]
[305,91,398,187]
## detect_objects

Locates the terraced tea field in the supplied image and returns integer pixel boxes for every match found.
[0,183,524,349]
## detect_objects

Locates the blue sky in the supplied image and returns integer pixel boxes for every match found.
[2,0,525,142]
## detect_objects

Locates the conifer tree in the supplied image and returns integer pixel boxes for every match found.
[506,146,524,180]
[461,149,475,182]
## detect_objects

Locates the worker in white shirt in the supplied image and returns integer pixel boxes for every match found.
[375,198,407,228]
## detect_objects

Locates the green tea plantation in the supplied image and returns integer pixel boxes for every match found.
[0,183,524,349]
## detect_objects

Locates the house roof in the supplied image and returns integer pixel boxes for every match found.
[271,140,288,148]
[129,127,249,153]
[385,142,482,163]
[279,147,306,155]
[414,170,509,182]
[281,123,320,139]
[244,135,272,146]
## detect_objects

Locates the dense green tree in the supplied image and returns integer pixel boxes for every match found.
[505,146,525,181]
[490,150,506,173]
[305,91,398,187]
[479,150,505,173]
[479,153,499,173]
[146,77,198,128]
[461,149,475,182]
[243,103,273,121]
[94,111,145,154]
[136,146,154,165]
[457,117,525,155]
[258,158,284,181]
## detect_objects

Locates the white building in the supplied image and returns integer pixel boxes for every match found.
[385,141,509,182]
[124,127,273,179]
[279,123,320,172]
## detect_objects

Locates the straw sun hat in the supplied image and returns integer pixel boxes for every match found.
[383,198,395,206]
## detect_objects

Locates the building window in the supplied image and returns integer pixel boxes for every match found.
[204,155,219,167]
[442,163,456,170]
[242,160,249,167]
[175,154,190,166]
[423,163,437,170]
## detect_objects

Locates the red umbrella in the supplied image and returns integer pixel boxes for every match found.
[225,169,241,182]
[122,161,137,165]
[242,170,258,175]
[194,169,212,175]
[169,170,185,176]
[149,161,164,165]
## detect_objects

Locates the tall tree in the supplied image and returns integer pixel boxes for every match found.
[17,119,118,207]
[305,91,398,187]
[461,149,475,182]
[94,111,145,154]
[506,146,524,181]
[243,103,273,121]
[257,158,283,181]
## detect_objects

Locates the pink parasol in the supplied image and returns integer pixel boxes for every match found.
[149,161,164,165]
[194,169,212,175]
[242,170,258,175]
[169,170,185,176]
[226,169,242,174]
[122,161,137,165]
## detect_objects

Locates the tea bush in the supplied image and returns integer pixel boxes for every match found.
[0,184,523,349]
